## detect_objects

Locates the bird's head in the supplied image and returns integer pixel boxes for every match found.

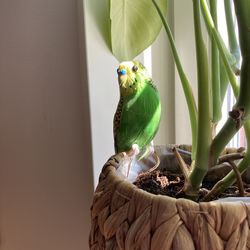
[117,60,149,96]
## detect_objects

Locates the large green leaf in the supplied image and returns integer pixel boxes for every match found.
[110,0,167,61]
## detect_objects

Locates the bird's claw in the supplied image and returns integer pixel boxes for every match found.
[149,141,155,155]
[121,144,140,158]
[127,144,140,157]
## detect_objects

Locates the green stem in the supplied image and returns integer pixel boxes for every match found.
[200,0,239,96]
[210,0,221,123]
[210,0,250,165]
[210,118,239,164]
[207,120,250,198]
[234,0,250,114]
[219,0,240,105]
[200,0,241,164]
[234,0,250,58]
[188,0,211,192]
[224,0,241,66]
[152,0,198,160]
[219,59,229,104]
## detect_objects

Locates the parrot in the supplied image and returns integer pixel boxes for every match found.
[113,60,161,162]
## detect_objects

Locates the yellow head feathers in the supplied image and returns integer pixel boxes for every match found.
[117,61,147,97]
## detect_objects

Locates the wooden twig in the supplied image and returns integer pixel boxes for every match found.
[202,159,245,202]
[228,160,245,197]
[145,152,160,173]
[175,147,192,157]
[172,147,190,181]
[218,152,245,164]
[201,180,224,202]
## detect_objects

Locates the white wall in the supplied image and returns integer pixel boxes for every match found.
[152,2,175,145]
[174,0,197,145]
[0,0,93,249]
[84,0,120,187]
[174,0,209,145]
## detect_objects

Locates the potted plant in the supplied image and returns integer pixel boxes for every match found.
[89,0,250,249]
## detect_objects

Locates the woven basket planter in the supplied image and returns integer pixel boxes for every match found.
[89,146,250,250]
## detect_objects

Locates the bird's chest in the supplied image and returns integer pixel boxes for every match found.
[121,94,148,121]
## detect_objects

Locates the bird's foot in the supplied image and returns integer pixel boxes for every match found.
[149,141,155,155]
[122,144,140,158]
[121,144,140,178]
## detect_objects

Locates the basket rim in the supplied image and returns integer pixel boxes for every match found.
[100,151,250,207]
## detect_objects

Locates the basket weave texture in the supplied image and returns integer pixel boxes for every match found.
[89,153,250,250]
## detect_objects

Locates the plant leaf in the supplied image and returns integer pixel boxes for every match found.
[110,0,167,62]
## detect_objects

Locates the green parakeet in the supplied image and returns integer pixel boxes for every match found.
[113,60,161,158]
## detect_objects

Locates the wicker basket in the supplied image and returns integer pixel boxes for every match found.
[89,147,250,250]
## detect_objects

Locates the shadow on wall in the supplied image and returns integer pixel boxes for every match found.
[0,0,94,249]
[87,0,111,50]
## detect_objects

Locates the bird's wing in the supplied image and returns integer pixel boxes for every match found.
[115,82,161,153]
[113,97,123,137]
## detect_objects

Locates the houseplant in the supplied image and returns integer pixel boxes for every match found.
[90,0,250,249]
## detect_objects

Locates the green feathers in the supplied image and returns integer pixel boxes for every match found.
[113,60,161,153]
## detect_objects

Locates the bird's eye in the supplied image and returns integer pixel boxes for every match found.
[117,68,120,74]
[132,65,138,72]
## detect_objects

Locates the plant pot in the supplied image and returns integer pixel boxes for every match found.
[89,146,250,250]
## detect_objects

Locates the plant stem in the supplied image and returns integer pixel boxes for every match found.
[211,0,250,164]
[210,118,240,164]
[219,60,229,104]
[224,0,241,66]
[208,0,250,194]
[220,0,240,106]
[210,0,221,124]
[200,0,245,165]
[202,158,245,201]
[152,0,198,160]
[223,0,250,177]
[200,0,239,96]
[234,0,250,115]
[203,120,250,201]
[187,0,211,193]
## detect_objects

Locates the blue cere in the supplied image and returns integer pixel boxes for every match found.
[118,68,127,75]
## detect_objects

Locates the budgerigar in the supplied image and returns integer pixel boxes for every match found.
[113,60,161,160]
